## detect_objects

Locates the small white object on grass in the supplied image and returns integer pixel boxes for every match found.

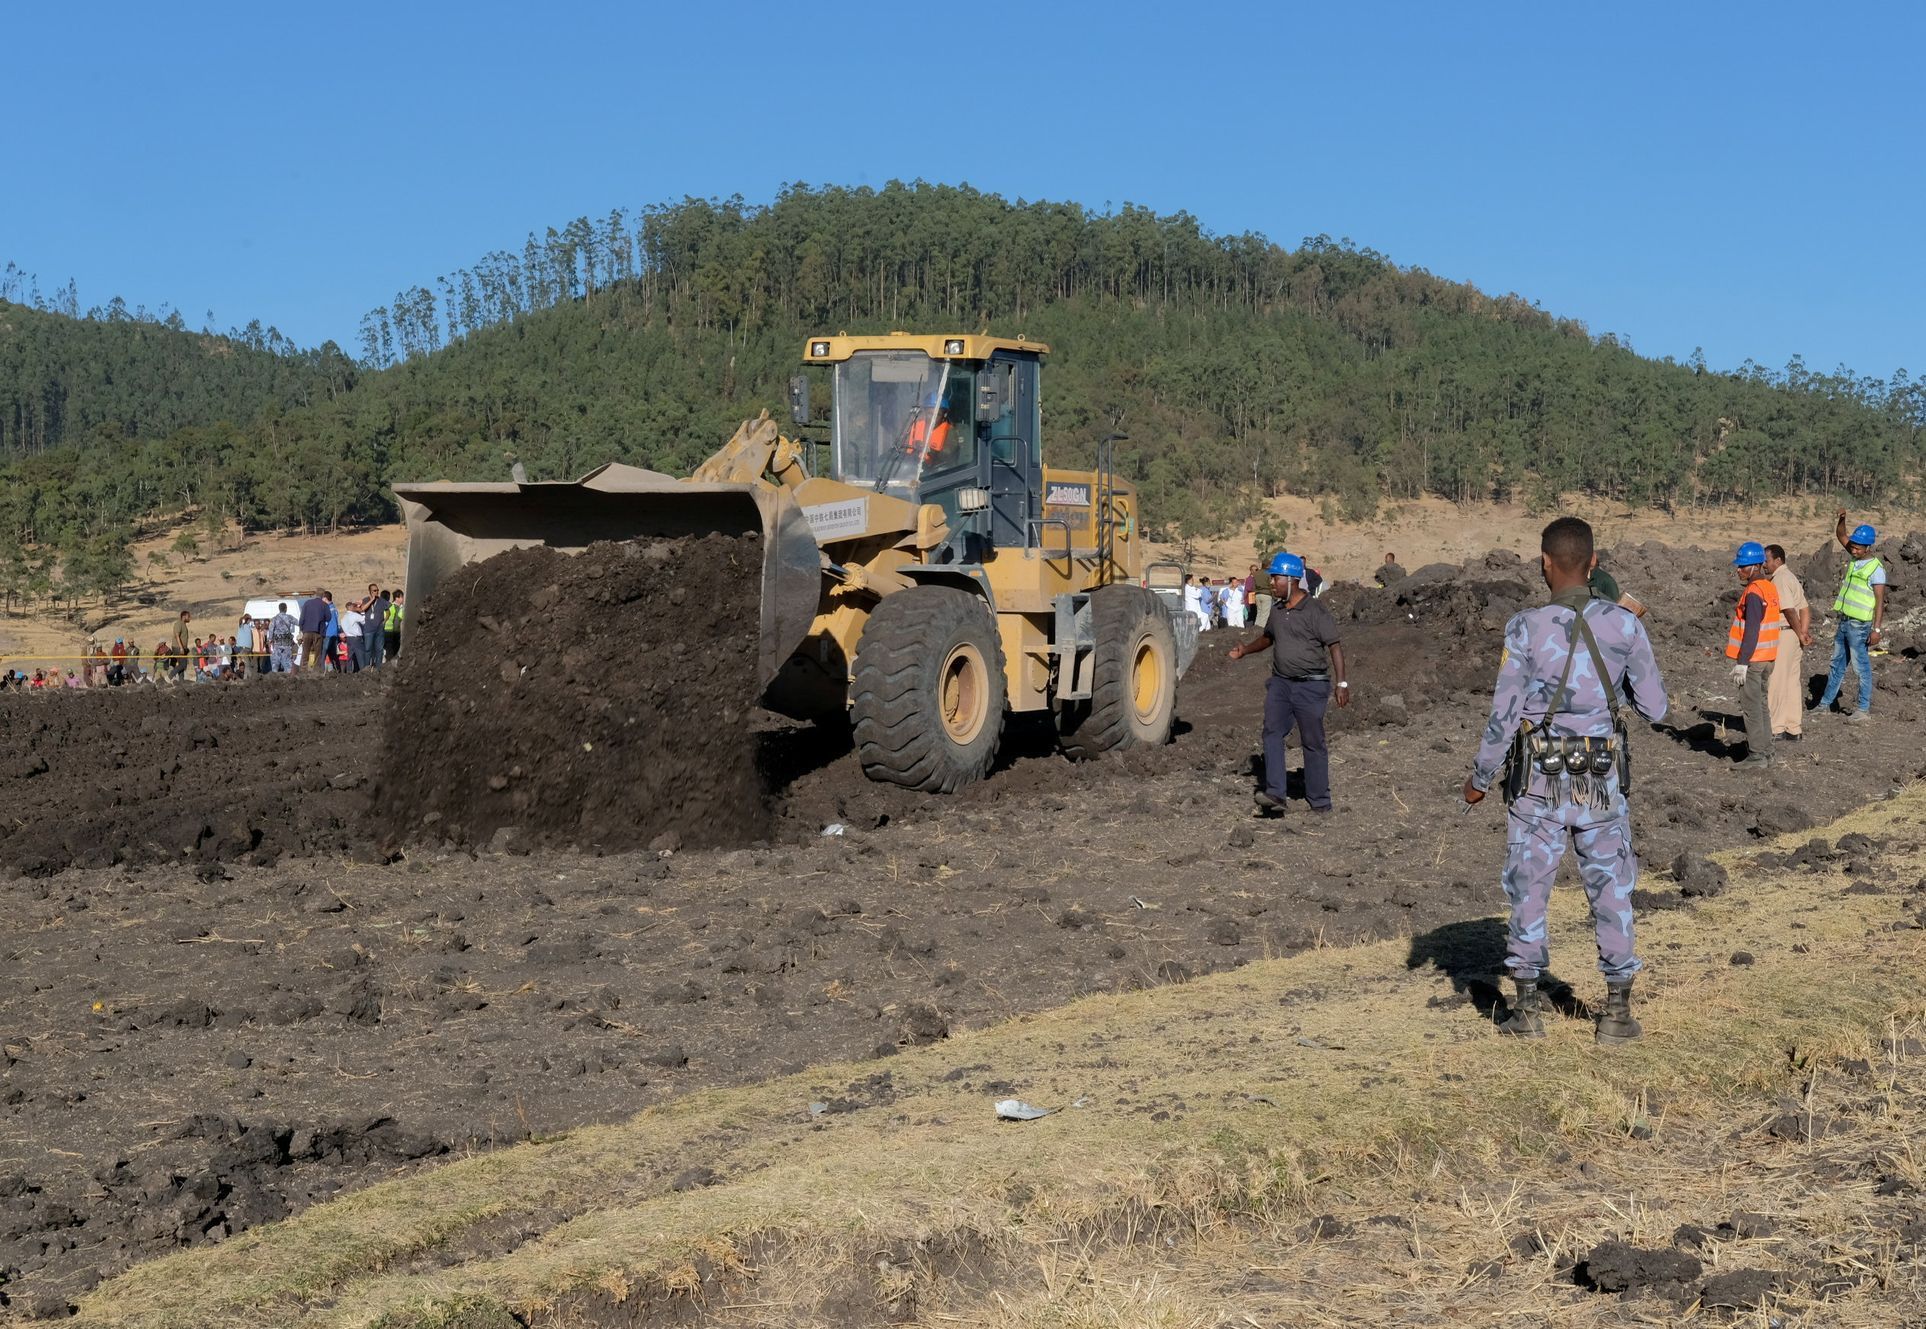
[995,1098,1049,1121]
[821,823,846,837]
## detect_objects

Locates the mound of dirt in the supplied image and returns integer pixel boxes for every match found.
[0,675,381,877]
[373,534,769,853]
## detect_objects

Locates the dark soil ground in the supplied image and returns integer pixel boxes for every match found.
[0,673,382,878]
[5,533,1926,1318]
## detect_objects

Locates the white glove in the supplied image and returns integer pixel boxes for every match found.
[1730,663,1748,684]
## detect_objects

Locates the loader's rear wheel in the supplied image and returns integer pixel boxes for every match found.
[851,587,1006,792]
[1057,585,1179,759]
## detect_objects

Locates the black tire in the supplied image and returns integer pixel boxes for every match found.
[851,587,1007,792]
[1057,585,1179,759]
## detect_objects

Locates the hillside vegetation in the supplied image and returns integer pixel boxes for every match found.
[3,184,1923,605]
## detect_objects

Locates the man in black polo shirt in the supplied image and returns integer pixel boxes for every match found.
[1228,550,1350,817]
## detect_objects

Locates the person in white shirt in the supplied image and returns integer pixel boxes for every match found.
[1182,575,1209,632]
[1222,583,1247,631]
[343,604,367,672]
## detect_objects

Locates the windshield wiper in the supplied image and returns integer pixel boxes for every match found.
[873,360,952,493]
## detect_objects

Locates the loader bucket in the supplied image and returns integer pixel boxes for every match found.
[393,463,822,690]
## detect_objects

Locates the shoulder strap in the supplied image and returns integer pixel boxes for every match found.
[1548,588,1621,722]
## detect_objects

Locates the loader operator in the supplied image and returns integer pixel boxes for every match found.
[1461,517,1668,1046]
[1227,551,1348,819]
[902,395,953,459]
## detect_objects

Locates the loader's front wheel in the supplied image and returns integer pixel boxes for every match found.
[1057,585,1179,759]
[851,587,1006,792]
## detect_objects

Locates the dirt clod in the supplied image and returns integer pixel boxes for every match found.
[1301,1214,1352,1241]
[1700,1268,1777,1308]
[1577,1240,1703,1296]
[670,1166,719,1192]
[1673,853,1729,898]
[1721,1211,1776,1239]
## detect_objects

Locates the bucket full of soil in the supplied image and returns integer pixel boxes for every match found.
[374,533,771,853]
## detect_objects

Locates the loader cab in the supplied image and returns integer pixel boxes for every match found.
[803,334,1045,564]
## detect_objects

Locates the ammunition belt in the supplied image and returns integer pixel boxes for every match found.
[1528,733,1617,777]
[1502,727,1627,810]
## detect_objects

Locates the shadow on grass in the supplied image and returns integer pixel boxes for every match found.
[1406,917,1594,1025]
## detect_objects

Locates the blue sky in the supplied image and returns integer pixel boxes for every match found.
[7,1,1921,378]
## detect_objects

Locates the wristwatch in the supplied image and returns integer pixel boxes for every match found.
[1337,682,1349,690]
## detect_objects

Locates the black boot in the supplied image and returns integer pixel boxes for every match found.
[1596,981,1643,1045]
[1496,978,1546,1038]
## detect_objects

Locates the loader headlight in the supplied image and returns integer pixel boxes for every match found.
[956,487,989,513]
[810,341,831,358]
[944,339,965,355]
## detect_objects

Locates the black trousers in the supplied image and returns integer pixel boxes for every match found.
[1262,676,1332,810]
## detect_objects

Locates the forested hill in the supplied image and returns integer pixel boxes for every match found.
[0,299,356,454]
[4,184,1923,602]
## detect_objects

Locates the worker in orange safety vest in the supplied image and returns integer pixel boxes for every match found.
[1726,541,1782,768]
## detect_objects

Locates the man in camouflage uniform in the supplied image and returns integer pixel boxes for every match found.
[268,601,299,674]
[1462,518,1669,1044]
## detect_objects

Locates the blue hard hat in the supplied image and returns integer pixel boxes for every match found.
[1733,541,1766,567]
[1850,523,1877,547]
[1266,551,1305,579]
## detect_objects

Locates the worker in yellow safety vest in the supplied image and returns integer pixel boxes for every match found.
[384,591,405,659]
[1726,542,1781,766]
[1814,511,1885,722]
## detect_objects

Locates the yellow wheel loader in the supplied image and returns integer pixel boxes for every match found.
[394,333,1197,792]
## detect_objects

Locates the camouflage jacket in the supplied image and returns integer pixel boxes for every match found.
[1471,597,1669,791]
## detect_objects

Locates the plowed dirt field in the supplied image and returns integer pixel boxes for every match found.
[5,534,1926,1317]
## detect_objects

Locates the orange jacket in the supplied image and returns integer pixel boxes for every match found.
[1725,577,1782,663]
[907,412,951,455]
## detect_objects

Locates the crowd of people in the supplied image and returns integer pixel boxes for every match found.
[1721,511,1886,754]
[0,585,404,692]
[1181,561,1329,635]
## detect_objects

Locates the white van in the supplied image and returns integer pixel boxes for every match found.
[240,596,308,624]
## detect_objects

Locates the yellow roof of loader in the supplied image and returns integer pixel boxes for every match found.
[801,333,1048,362]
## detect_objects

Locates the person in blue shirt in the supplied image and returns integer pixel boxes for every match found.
[297,591,330,671]
[321,591,341,672]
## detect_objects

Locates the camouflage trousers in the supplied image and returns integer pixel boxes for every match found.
[1502,779,1641,983]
